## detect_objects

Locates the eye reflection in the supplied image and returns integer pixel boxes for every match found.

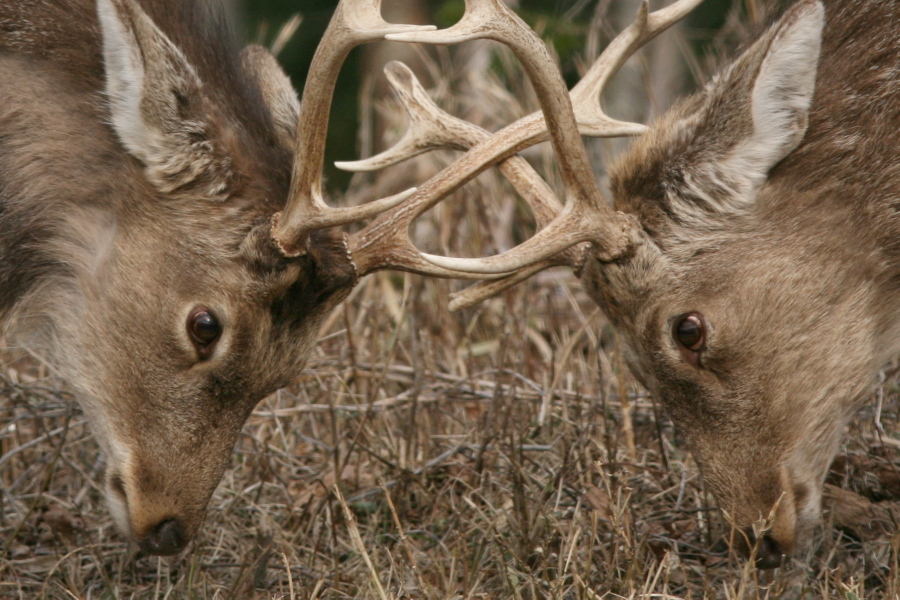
[674,313,704,351]
[187,307,222,358]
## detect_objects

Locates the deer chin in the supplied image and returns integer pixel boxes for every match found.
[790,477,825,553]
[780,429,846,551]
[99,438,137,544]
[73,398,136,542]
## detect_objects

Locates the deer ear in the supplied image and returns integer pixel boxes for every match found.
[698,0,824,205]
[742,0,824,182]
[241,45,300,151]
[642,0,824,224]
[97,0,232,199]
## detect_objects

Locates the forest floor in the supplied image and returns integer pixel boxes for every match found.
[3,264,900,599]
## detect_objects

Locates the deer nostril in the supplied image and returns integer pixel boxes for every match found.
[754,533,787,570]
[733,528,788,569]
[139,518,187,556]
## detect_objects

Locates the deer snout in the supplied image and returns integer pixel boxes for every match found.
[104,466,205,556]
[727,518,794,570]
[728,464,800,569]
[138,518,188,556]
[129,497,199,556]
[746,531,791,569]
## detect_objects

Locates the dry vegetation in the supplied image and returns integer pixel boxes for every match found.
[5,277,900,600]
[4,4,900,599]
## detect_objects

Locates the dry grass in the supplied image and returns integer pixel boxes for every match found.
[4,4,900,599]
[4,265,900,599]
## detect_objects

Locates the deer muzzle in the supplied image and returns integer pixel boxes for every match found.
[728,463,817,569]
[103,450,224,556]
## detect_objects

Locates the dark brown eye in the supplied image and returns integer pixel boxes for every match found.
[188,307,221,355]
[674,313,705,351]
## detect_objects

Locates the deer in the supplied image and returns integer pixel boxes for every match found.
[1,0,692,557]
[366,0,899,569]
[0,0,856,568]
[0,0,501,556]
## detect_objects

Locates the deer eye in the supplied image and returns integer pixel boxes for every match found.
[674,313,705,351]
[187,307,221,357]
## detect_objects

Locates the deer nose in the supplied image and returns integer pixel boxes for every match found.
[139,518,187,556]
[751,531,787,569]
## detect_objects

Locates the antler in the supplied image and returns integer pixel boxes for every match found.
[339,61,586,270]
[352,0,638,276]
[342,0,701,292]
[269,0,435,257]
[572,0,703,137]
[443,0,705,309]
[272,0,701,297]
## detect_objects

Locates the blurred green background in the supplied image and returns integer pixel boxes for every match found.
[236,0,743,193]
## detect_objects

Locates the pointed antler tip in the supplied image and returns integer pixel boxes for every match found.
[333,159,368,172]
[420,252,519,275]
[447,299,468,312]
[384,61,416,92]
[637,0,651,24]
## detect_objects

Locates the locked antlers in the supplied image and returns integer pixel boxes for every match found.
[271,0,702,303]
[269,0,434,258]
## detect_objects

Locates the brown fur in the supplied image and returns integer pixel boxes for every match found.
[582,0,900,563]
[0,0,356,554]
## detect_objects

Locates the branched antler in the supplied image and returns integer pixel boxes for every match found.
[273,0,702,303]
[269,0,435,257]
[340,0,700,303]
[340,62,585,268]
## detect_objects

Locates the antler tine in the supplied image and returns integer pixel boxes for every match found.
[436,0,703,307]
[270,0,436,257]
[339,0,698,287]
[571,0,704,136]
[341,0,698,305]
[343,61,588,278]
[335,62,470,172]
[342,61,576,233]
[448,260,560,312]
[363,0,637,276]
[370,0,698,276]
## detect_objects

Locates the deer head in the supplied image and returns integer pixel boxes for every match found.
[0,0,513,556]
[584,1,836,566]
[356,0,887,568]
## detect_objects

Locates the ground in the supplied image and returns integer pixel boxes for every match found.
[3,266,900,599]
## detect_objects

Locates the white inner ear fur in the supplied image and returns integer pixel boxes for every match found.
[97,0,153,162]
[97,0,229,200]
[666,2,824,227]
[730,1,825,195]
